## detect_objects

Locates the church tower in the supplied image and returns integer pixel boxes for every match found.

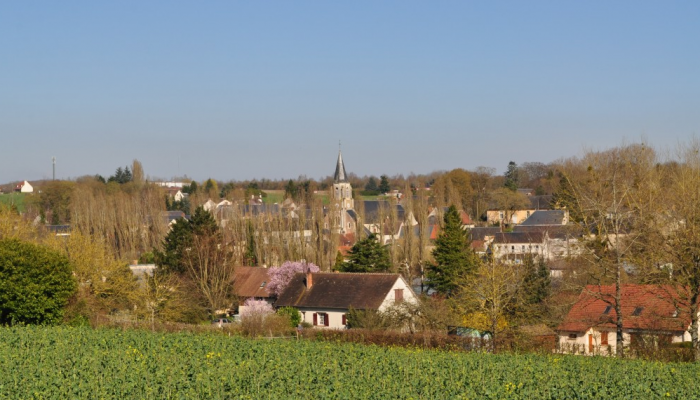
[332,150,354,233]
[333,150,354,210]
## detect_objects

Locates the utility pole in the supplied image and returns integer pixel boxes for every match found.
[52,156,56,180]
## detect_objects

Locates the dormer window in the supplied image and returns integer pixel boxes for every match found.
[603,305,612,315]
[672,310,679,318]
[260,281,266,288]
[632,307,644,316]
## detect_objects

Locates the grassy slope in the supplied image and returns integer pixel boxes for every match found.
[0,326,697,399]
[0,193,26,212]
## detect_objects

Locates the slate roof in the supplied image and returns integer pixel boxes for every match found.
[558,285,691,333]
[362,200,405,223]
[492,232,546,244]
[275,273,403,310]
[233,267,272,299]
[469,227,502,241]
[520,210,567,226]
[513,225,581,240]
[333,151,348,183]
[528,195,553,210]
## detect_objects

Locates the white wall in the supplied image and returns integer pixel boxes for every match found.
[299,308,348,329]
[378,277,418,312]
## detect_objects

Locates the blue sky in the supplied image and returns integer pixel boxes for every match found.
[1,1,698,183]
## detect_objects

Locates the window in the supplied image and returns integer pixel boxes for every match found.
[600,331,608,345]
[395,289,404,303]
[603,305,612,315]
[342,314,347,326]
[527,211,531,217]
[313,313,329,327]
[632,307,644,316]
[521,245,525,252]
[568,333,577,340]
[260,281,266,288]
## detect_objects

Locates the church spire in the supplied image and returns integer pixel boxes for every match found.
[333,150,348,183]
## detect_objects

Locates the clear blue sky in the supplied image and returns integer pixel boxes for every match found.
[1,1,698,183]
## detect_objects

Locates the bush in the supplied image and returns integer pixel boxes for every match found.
[241,314,292,338]
[276,307,301,328]
[0,239,76,325]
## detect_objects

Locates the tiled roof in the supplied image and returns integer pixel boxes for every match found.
[233,267,272,299]
[275,273,403,310]
[558,285,691,333]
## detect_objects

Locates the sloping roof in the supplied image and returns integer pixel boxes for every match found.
[275,273,403,310]
[459,210,473,225]
[513,225,581,240]
[469,227,502,241]
[520,210,567,226]
[492,232,545,244]
[362,200,405,223]
[558,285,691,333]
[233,267,272,299]
[528,195,553,210]
[334,151,348,183]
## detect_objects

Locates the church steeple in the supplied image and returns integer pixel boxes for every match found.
[333,150,348,183]
[332,147,354,234]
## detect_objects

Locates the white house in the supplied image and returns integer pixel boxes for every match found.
[275,272,418,329]
[15,181,33,193]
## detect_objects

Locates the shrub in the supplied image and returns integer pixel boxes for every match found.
[0,239,76,325]
[276,307,301,328]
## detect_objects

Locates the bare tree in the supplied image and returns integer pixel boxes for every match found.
[181,233,237,315]
[456,258,522,352]
[559,143,661,357]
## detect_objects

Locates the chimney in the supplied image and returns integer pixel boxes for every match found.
[305,268,313,289]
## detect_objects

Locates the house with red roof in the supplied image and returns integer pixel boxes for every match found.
[558,285,692,355]
[14,180,33,193]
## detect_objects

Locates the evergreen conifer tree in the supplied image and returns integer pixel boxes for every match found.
[427,205,478,296]
[379,175,391,194]
[154,206,218,274]
[340,234,391,273]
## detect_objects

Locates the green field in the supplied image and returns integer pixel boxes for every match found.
[0,326,697,399]
[0,193,26,212]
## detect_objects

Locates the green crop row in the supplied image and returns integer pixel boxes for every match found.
[0,326,697,399]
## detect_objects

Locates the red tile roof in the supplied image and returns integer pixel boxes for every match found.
[558,284,691,333]
[459,210,472,225]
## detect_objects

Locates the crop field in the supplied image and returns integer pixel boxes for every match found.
[0,326,698,399]
[0,193,26,212]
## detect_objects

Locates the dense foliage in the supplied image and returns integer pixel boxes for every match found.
[427,205,478,296]
[1,326,699,399]
[154,206,219,274]
[0,239,76,325]
[340,234,391,273]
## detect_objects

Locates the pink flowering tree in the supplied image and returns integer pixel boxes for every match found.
[240,298,273,319]
[267,261,320,297]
